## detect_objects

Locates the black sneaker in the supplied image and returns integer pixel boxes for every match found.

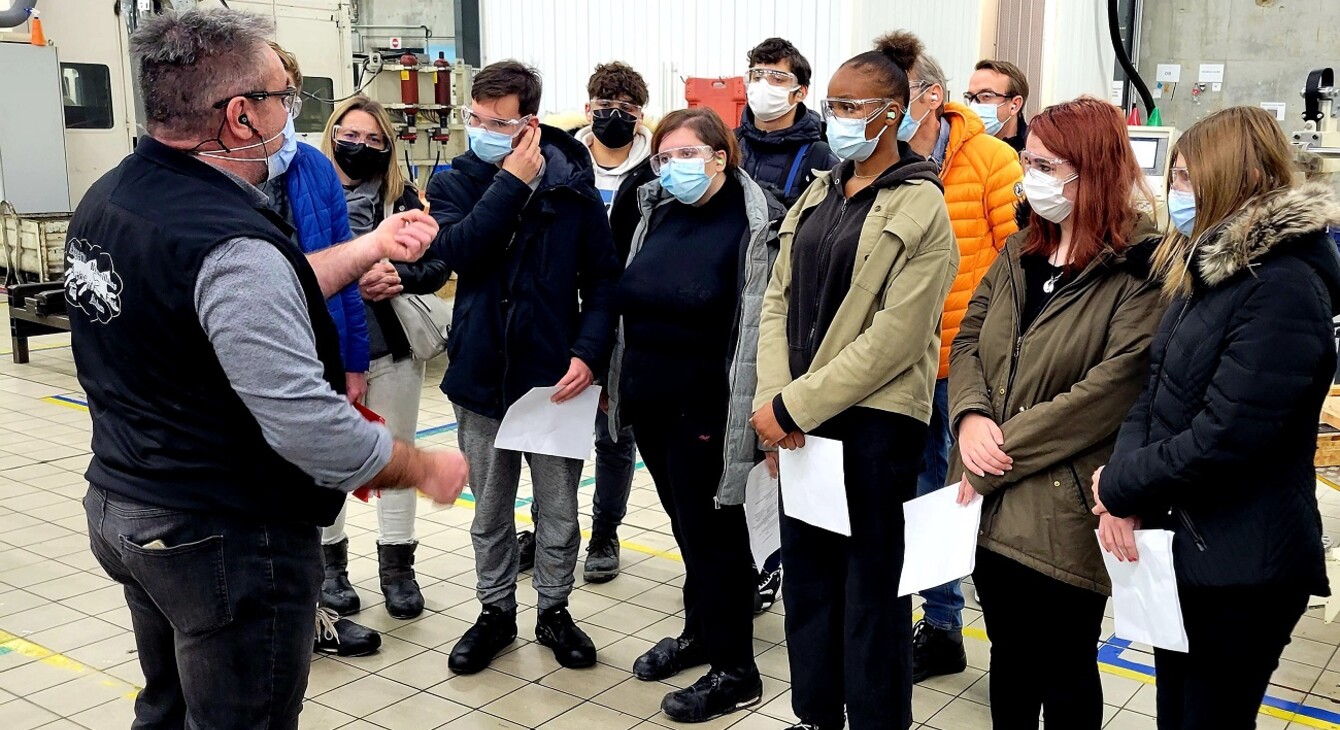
[661,665,763,723]
[517,530,537,573]
[536,605,597,669]
[313,607,382,657]
[448,605,518,675]
[584,532,621,583]
[911,618,967,683]
[634,634,709,681]
[754,566,782,615]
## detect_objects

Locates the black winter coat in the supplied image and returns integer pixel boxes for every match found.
[426,125,621,419]
[736,103,838,209]
[1102,183,1340,595]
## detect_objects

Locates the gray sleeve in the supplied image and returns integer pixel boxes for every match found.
[194,238,393,493]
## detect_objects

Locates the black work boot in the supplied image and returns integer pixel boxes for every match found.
[378,541,425,620]
[517,530,537,573]
[661,665,763,723]
[448,605,518,675]
[583,531,621,583]
[320,538,361,616]
[633,634,709,681]
[314,607,381,657]
[536,605,597,669]
[911,618,967,683]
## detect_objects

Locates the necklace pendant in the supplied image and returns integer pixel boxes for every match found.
[1042,278,1056,294]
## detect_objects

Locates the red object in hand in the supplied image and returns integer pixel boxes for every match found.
[352,404,387,502]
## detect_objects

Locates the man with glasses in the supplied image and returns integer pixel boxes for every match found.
[513,61,655,586]
[69,10,467,727]
[967,59,1031,151]
[736,37,838,210]
[891,33,1023,685]
[427,60,622,675]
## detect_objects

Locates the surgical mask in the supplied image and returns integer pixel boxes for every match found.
[195,115,290,183]
[591,109,637,149]
[467,125,516,165]
[970,101,1013,136]
[897,89,931,142]
[1168,189,1197,236]
[333,139,392,181]
[269,116,298,179]
[747,81,798,123]
[660,157,717,205]
[826,115,890,162]
[1022,168,1077,223]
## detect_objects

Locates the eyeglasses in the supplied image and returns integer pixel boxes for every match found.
[820,98,898,122]
[333,124,388,151]
[459,108,533,136]
[213,86,301,118]
[1170,166,1192,191]
[590,98,643,117]
[746,68,798,87]
[649,145,716,175]
[1019,150,1072,176]
[964,90,1014,105]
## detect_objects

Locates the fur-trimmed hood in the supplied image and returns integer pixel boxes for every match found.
[1194,182,1340,291]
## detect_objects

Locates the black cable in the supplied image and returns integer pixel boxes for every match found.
[1108,0,1155,118]
[218,0,230,7]
[302,57,379,104]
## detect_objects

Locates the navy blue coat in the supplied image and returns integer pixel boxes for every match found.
[427,125,621,419]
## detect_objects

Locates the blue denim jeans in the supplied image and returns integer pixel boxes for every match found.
[914,378,965,631]
[592,407,637,537]
[84,485,322,729]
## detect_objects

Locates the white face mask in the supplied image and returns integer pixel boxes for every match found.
[1021,168,1078,223]
[747,81,799,122]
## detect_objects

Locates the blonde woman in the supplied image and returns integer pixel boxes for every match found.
[317,96,451,620]
[1096,107,1340,728]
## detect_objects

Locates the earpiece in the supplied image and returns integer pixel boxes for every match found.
[239,114,250,124]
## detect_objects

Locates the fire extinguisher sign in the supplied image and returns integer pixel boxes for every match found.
[389,37,403,50]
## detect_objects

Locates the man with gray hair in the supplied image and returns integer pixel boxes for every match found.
[67,8,468,726]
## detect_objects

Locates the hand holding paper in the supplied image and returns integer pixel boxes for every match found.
[495,386,601,460]
[1099,529,1188,652]
[899,483,983,597]
[777,436,849,536]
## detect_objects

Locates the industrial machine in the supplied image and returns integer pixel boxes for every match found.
[1128,126,1179,204]
[357,48,473,190]
[1292,68,1340,191]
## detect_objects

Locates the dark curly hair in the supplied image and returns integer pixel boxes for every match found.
[587,61,649,107]
[842,31,921,109]
[747,37,813,88]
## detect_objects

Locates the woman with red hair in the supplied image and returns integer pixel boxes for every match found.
[949,97,1166,728]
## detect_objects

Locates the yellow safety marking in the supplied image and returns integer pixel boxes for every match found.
[0,628,140,700]
[1319,475,1340,492]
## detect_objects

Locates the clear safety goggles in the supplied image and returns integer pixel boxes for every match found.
[649,145,715,175]
[459,107,533,137]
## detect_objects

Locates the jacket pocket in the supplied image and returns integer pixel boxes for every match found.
[119,534,233,635]
[1068,464,1091,513]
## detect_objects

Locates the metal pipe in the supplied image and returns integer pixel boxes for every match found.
[0,0,38,30]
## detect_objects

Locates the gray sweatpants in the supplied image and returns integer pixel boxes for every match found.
[454,405,584,612]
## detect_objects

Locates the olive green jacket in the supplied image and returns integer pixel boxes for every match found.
[949,221,1166,594]
[754,168,958,430]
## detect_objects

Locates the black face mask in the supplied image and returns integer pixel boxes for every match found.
[333,140,392,181]
[591,108,638,149]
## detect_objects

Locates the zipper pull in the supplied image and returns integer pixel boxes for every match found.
[1014,336,1022,359]
[713,496,721,510]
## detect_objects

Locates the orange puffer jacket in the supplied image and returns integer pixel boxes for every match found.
[937,102,1024,378]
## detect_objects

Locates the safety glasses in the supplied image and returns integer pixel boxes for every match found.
[459,108,533,137]
[649,145,716,175]
[819,98,898,122]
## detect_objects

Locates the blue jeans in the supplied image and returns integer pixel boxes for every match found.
[592,407,636,537]
[84,485,321,728]
[915,378,965,631]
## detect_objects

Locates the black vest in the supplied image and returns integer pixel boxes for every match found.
[66,137,347,525]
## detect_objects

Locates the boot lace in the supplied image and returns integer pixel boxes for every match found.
[316,606,341,644]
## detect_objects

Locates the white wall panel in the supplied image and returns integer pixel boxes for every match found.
[1040,0,1114,108]
[850,0,997,103]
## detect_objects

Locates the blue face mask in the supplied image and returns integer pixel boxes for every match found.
[969,101,1011,136]
[269,115,298,180]
[467,125,516,165]
[896,89,931,143]
[1168,189,1197,236]
[660,158,717,205]
[827,115,891,162]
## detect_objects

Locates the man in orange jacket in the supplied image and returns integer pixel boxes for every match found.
[888,31,1024,683]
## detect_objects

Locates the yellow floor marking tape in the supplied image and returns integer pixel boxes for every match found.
[0,628,140,699]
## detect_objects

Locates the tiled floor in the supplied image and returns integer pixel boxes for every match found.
[5,302,1340,729]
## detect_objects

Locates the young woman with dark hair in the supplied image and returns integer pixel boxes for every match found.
[751,33,958,730]
[605,106,784,723]
[950,97,1167,729]
[1097,106,1340,729]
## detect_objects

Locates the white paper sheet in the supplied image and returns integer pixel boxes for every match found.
[1099,529,1189,652]
[744,462,782,568]
[494,386,601,460]
[777,436,849,536]
[898,483,982,597]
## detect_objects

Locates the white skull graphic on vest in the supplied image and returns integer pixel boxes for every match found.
[64,238,123,324]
